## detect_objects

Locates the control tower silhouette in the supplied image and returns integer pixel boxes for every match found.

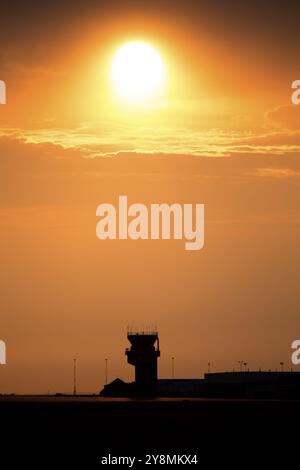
[126,330,160,395]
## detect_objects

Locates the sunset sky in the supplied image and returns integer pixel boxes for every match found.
[1,0,300,393]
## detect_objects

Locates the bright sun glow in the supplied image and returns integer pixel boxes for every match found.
[111,41,166,104]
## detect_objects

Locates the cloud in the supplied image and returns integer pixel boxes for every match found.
[255,167,300,178]
[265,105,300,131]
[1,120,300,159]
[1,133,300,238]
[1,133,300,208]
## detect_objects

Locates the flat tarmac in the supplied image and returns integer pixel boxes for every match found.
[0,397,299,467]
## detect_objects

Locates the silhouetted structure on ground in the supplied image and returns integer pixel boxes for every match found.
[203,371,300,399]
[101,371,300,399]
[125,330,160,396]
[100,332,300,398]
[101,330,160,397]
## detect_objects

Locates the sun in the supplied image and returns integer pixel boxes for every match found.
[110,41,166,104]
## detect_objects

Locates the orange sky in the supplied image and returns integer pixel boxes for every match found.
[0,0,300,393]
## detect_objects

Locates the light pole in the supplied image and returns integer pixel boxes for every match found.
[208,362,211,373]
[238,361,243,372]
[172,357,175,379]
[244,362,248,372]
[280,361,284,372]
[73,358,77,396]
[105,358,108,385]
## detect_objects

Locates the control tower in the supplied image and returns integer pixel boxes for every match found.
[125,330,160,395]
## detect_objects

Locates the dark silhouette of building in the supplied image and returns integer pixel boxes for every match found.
[203,371,300,398]
[125,330,160,396]
[100,331,300,398]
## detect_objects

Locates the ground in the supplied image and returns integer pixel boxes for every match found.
[0,397,299,467]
